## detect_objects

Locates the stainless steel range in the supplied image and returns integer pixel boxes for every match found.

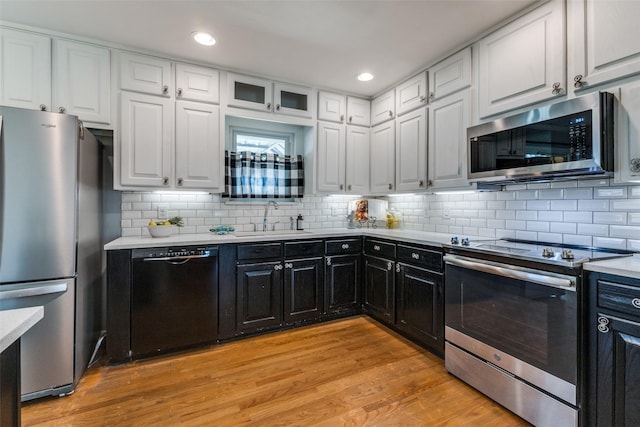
[443,238,633,427]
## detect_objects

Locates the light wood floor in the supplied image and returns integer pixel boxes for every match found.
[22,316,530,426]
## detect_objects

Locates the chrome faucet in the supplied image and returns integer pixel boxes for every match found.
[263,201,279,231]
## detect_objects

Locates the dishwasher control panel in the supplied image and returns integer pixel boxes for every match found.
[132,246,217,259]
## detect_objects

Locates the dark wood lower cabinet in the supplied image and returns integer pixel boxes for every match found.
[236,261,283,333]
[324,254,361,316]
[0,340,20,427]
[283,257,324,323]
[364,256,395,323]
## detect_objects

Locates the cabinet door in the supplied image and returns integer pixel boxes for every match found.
[429,47,471,101]
[371,89,395,125]
[396,72,428,116]
[120,92,173,187]
[318,91,346,123]
[283,258,323,323]
[347,97,370,126]
[324,255,361,316]
[428,90,472,189]
[370,121,395,194]
[316,121,346,192]
[0,29,51,110]
[396,108,427,192]
[364,256,395,324]
[175,63,219,104]
[396,263,443,354]
[236,262,283,333]
[53,39,110,124]
[175,101,221,190]
[568,0,640,93]
[595,314,640,427]
[274,82,314,118]
[477,0,565,118]
[345,126,369,194]
[615,83,640,183]
[119,52,171,96]
[227,73,272,112]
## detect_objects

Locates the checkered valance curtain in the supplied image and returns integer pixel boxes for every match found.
[224,151,305,198]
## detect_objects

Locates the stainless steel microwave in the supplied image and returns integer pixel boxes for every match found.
[468,92,615,183]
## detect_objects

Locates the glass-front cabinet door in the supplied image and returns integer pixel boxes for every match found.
[273,82,314,118]
[227,73,273,112]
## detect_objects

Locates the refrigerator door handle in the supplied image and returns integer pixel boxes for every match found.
[0,282,67,300]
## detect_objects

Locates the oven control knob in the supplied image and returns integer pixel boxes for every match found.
[542,248,555,257]
[561,249,575,260]
[451,236,459,245]
[461,237,470,246]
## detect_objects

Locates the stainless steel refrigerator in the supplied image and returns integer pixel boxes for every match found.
[0,106,104,401]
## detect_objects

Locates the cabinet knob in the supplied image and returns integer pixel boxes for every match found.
[597,316,610,334]
[419,95,426,103]
[551,82,563,96]
[58,106,66,114]
[177,177,184,186]
[411,253,420,260]
[388,183,393,190]
[326,257,332,266]
[419,180,424,187]
[630,158,640,173]
[276,104,281,111]
[347,184,352,191]
[573,75,584,89]
[348,116,353,123]
[274,264,283,271]
[163,177,169,185]
[396,263,401,273]
[387,262,393,271]
[373,245,381,251]
[266,102,272,110]
[428,92,435,102]
[388,110,394,118]
[162,85,169,95]
[340,115,345,122]
[39,104,47,111]
[285,262,293,269]
[632,298,640,309]
[341,243,350,249]
[177,88,183,96]
[339,184,344,190]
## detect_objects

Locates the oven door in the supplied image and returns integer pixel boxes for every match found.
[444,254,578,405]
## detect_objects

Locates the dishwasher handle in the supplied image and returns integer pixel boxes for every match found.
[141,253,215,263]
[444,254,576,290]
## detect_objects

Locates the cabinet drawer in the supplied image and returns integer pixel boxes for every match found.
[284,240,323,258]
[364,239,396,258]
[325,238,362,255]
[598,280,640,318]
[396,245,443,272]
[237,243,282,262]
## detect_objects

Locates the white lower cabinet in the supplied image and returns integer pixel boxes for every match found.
[428,90,472,190]
[369,121,396,194]
[395,108,427,192]
[615,83,640,183]
[316,121,369,194]
[175,101,222,190]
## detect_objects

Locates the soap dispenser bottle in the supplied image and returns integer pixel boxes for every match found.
[296,214,304,230]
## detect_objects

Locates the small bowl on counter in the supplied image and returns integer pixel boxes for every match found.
[147,225,175,238]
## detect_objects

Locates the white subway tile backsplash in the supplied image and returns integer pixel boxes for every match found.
[550,180,578,189]
[564,187,592,200]
[516,231,538,240]
[595,187,627,199]
[538,189,564,199]
[506,201,527,210]
[578,199,609,212]
[578,178,609,187]
[505,220,526,230]
[496,210,515,220]
[611,199,640,211]
[594,212,627,225]
[537,232,563,244]
[527,221,549,232]
[592,237,627,250]
[630,213,640,225]
[551,200,578,211]
[538,211,563,222]
[563,234,593,246]
[516,190,539,200]
[564,211,592,223]
[577,223,609,236]
[516,210,538,221]
[627,240,640,251]
[551,222,577,234]
[526,200,551,211]
[610,225,640,240]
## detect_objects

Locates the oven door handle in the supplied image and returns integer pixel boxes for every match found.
[444,255,575,290]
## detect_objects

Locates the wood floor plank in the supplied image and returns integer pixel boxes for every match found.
[21,316,531,426]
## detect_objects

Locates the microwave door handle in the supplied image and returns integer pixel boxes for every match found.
[444,256,575,290]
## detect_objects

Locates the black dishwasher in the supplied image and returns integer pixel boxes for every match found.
[131,245,218,358]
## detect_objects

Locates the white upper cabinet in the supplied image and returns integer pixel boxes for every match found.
[369,120,396,194]
[428,90,472,190]
[0,28,51,110]
[175,63,219,104]
[120,92,173,187]
[371,89,395,126]
[396,72,428,116]
[345,126,370,194]
[53,39,110,124]
[120,51,171,96]
[477,0,565,118]
[316,121,346,192]
[346,97,370,126]
[428,47,472,101]
[228,73,313,117]
[568,0,640,93]
[615,83,640,184]
[396,108,427,192]
[318,91,346,123]
[175,101,221,190]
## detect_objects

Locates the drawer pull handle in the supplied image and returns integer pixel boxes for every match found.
[374,245,381,251]
[411,253,420,260]
[597,316,610,334]
[341,243,350,249]
[633,298,640,309]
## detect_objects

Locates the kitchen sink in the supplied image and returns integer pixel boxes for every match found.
[233,230,313,237]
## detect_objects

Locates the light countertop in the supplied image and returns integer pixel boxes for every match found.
[104,228,460,251]
[0,306,44,353]
[584,254,640,280]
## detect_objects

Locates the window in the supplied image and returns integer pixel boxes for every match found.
[230,127,294,156]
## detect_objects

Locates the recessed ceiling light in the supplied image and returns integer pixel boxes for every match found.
[357,72,374,82]
[192,32,216,46]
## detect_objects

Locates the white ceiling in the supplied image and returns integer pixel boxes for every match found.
[0,0,539,97]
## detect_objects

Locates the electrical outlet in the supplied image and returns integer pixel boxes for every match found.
[158,206,168,220]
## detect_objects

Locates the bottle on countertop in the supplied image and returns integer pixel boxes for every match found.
[296,214,304,230]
